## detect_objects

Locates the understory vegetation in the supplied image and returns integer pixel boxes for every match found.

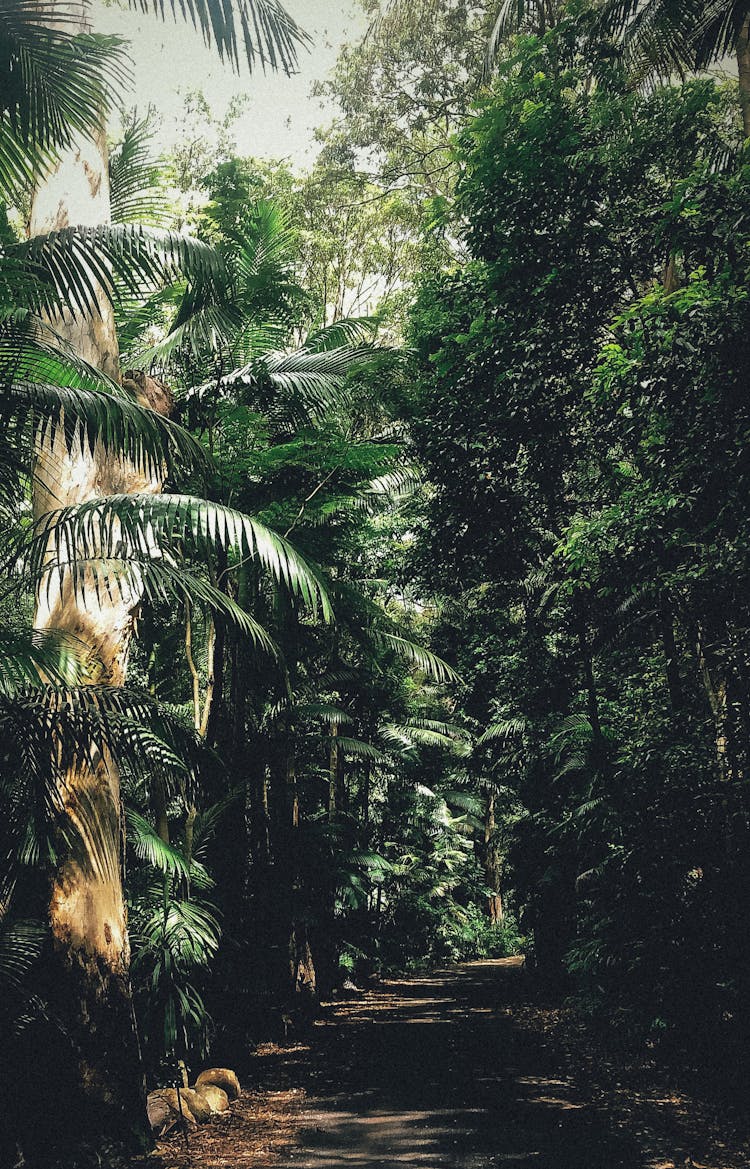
[1,0,750,1164]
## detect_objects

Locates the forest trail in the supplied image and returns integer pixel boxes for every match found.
[269,956,640,1169]
[154,956,750,1169]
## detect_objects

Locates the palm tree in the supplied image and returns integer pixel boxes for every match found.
[485,0,569,72]
[0,2,310,1161]
[485,1,750,138]
[597,1,750,135]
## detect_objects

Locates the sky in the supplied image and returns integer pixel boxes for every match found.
[89,1,368,168]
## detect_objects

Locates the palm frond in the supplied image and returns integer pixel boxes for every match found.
[219,344,384,419]
[128,0,310,74]
[385,722,470,753]
[9,225,225,318]
[24,554,279,654]
[0,3,128,154]
[126,808,191,880]
[0,684,206,799]
[441,788,485,817]
[366,465,422,505]
[375,632,460,684]
[191,794,237,860]
[0,628,90,691]
[406,718,472,739]
[0,918,45,991]
[295,701,353,725]
[25,493,332,620]
[595,0,737,83]
[485,0,557,74]
[335,736,393,765]
[304,317,378,351]
[0,314,119,391]
[109,110,171,227]
[476,715,528,746]
[7,379,207,475]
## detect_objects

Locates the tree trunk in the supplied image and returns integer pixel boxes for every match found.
[695,623,736,858]
[696,625,734,787]
[737,16,750,139]
[280,746,317,1009]
[483,791,504,924]
[23,26,160,1158]
[328,721,346,816]
[660,602,683,712]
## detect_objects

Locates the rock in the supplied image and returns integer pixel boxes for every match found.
[195,1067,241,1101]
[195,1083,230,1113]
[146,1089,198,1136]
[180,1087,212,1123]
[147,1093,176,1137]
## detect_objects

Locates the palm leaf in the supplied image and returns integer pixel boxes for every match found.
[128,0,310,74]
[0,684,206,800]
[0,314,120,391]
[335,736,393,765]
[9,225,226,318]
[476,716,528,746]
[24,555,279,655]
[126,808,191,880]
[0,919,45,992]
[109,110,171,228]
[375,632,460,684]
[25,493,332,620]
[0,2,128,153]
[0,628,91,692]
[295,701,353,725]
[6,379,208,475]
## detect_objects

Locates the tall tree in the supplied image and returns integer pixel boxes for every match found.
[10,2,307,1161]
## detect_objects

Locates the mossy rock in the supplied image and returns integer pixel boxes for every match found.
[195,1067,241,1100]
[179,1087,212,1123]
[194,1083,230,1113]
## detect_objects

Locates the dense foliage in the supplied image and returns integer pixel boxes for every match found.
[3,0,750,1163]
[406,10,750,1071]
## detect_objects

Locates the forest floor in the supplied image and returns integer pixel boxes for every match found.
[147,958,750,1169]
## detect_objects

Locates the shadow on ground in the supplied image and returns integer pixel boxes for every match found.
[256,958,644,1169]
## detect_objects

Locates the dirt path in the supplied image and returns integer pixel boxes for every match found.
[153,958,750,1169]
[272,957,640,1169]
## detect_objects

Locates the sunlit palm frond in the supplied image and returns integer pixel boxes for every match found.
[0,2,128,154]
[109,110,171,228]
[5,379,207,480]
[334,736,393,765]
[0,314,119,391]
[476,716,528,746]
[25,493,332,620]
[23,554,279,655]
[383,721,469,753]
[0,629,91,692]
[304,318,379,351]
[223,344,382,419]
[126,808,191,880]
[9,225,226,318]
[0,686,201,820]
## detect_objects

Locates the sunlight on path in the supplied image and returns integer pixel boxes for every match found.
[276,959,641,1169]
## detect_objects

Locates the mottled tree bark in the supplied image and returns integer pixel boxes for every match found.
[483,791,504,925]
[23,21,164,1158]
[737,16,750,139]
